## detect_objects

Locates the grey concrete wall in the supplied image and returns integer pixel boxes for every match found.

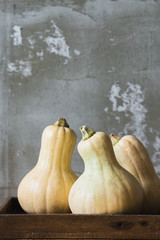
[0,0,160,204]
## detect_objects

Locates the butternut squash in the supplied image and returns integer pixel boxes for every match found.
[68,126,144,214]
[110,134,160,214]
[17,118,77,214]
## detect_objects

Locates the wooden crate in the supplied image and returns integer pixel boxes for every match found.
[0,197,160,239]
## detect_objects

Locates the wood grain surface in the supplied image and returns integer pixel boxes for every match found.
[0,198,160,239]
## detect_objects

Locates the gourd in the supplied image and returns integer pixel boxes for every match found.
[68,126,144,214]
[17,118,77,214]
[110,134,160,214]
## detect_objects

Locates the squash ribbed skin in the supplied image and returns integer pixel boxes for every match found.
[69,131,144,214]
[17,124,77,214]
[110,134,160,214]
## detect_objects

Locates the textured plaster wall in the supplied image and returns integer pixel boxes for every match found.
[0,0,160,204]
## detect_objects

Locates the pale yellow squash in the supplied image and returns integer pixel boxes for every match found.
[68,126,144,214]
[110,134,160,214]
[17,118,77,214]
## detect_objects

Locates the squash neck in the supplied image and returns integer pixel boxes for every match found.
[37,126,74,171]
[79,126,120,174]
[80,134,119,174]
[38,146,72,171]
[84,157,114,173]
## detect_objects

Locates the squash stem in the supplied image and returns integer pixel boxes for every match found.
[110,133,121,146]
[54,118,69,128]
[80,125,95,140]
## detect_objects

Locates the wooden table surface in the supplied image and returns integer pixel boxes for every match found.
[0,197,160,240]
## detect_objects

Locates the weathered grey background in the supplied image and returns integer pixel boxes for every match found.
[0,0,160,204]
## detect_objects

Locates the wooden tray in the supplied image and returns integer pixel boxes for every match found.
[0,197,160,239]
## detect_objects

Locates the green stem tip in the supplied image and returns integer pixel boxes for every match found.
[54,118,69,128]
[110,133,121,146]
[80,125,95,140]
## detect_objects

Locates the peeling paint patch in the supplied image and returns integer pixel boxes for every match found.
[109,37,115,42]
[36,50,44,60]
[74,49,81,56]
[11,25,22,46]
[8,18,83,77]
[63,59,69,65]
[27,36,36,49]
[104,82,148,145]
[44,20,71,59]
[152,134,160,175]
[108,66,115,73]
[7,62,17,72]
[8,60,32,77]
